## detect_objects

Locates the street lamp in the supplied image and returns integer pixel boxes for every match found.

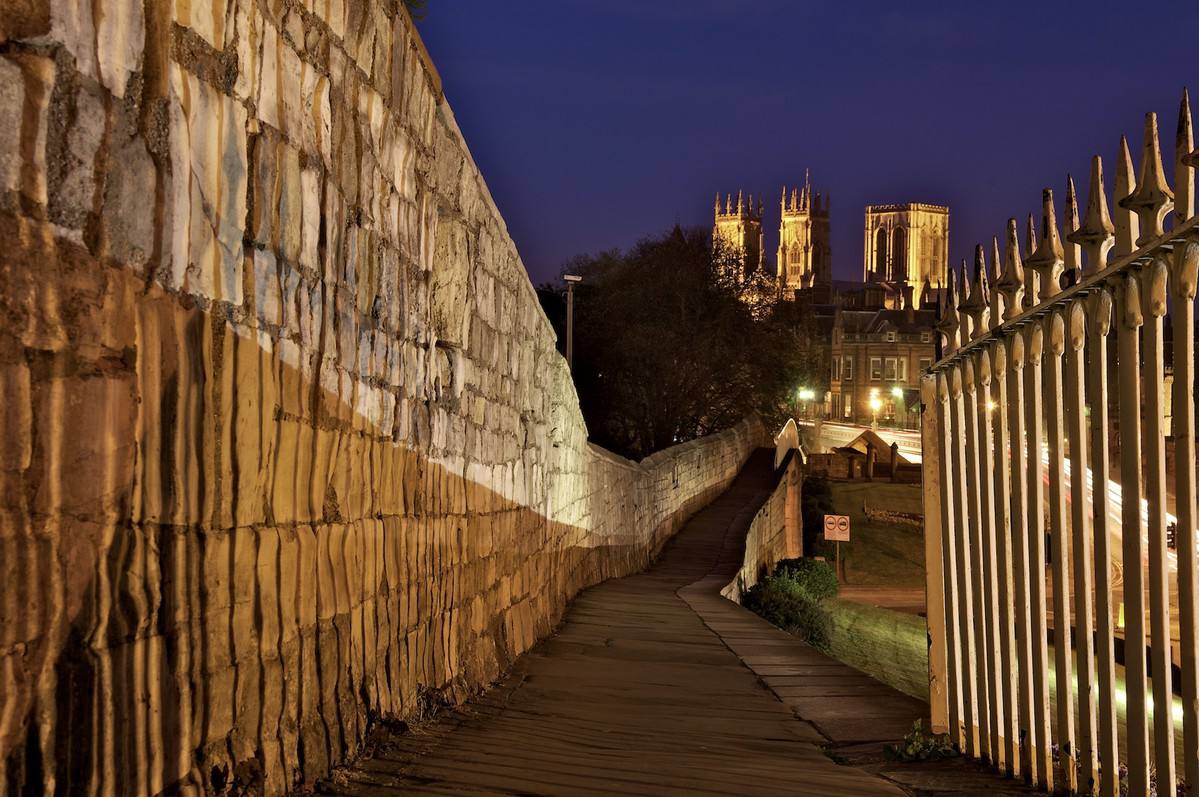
[869,395,882,430]
[797,387,816,419]
[563,274,582,370]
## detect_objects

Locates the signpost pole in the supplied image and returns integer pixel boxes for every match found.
[823,514,850,582]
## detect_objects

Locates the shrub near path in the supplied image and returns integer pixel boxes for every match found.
[742,558,838,651]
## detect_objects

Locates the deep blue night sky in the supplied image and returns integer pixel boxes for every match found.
[418,1,1198,285]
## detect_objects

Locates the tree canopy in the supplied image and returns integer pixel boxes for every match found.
[542,226,825,460]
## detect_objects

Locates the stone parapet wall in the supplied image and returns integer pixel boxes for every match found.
[720,451,802,602]
[0,2,765,793]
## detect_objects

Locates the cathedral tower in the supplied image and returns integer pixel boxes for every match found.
[713,190,765,280]
[777,171,831,296]
[862,203,949,308]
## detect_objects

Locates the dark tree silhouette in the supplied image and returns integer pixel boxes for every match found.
[542,226,820,460]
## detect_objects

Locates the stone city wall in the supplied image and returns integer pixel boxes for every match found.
[0,1,765,793]
[720,451,802,602]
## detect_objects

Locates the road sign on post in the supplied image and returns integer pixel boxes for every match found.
[823,514,850,541]
[823,514,850,581]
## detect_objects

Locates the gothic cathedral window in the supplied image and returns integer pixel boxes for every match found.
[891,227,907,282]
[875,228,888,280]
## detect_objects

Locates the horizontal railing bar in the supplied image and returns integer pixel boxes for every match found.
[929,216,1199,372]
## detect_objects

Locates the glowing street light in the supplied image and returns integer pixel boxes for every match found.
[796,387,817,419]
[869,395,882,429]
[891,386,903,398]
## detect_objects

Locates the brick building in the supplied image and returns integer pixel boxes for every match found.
[827,297,937,428]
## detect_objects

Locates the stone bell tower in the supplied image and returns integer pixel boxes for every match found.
[863,202,950,309]
[713,190,765,281]
[777,170,831,296]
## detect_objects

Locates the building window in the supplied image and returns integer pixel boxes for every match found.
[892,227,907,281]
[883,357,897,381]
[870,357,883,380]
[919,357,932,373]
[886,331,896,342]
[875,228,888,278]
[897,358,907,382]
[844,398,852,419]
[831,358,840,381]
[921,332,931,343]
[843,357,853,380]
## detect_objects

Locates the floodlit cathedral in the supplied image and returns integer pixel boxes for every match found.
[710,176,951,429]
[710,174,948,309]
[713,190,764,280]
[862,203,949,309]
[777,171,831,293]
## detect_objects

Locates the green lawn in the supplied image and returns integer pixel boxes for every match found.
[825,481,926,588]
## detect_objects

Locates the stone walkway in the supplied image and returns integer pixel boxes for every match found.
[321,451,1024,796]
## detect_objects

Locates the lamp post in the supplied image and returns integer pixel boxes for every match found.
[869,395,882,430]
[891,385,904,428]
[563,274,582,371]
[797,387,815,419]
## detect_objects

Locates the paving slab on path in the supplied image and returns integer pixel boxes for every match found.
[322,450,1036,796]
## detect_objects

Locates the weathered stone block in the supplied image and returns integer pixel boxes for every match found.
[101,123,157,272]
[33,371,136,519]
[0,363,31,471]
[2,54,53,206]
[96,0,144,97]
[167,64,248,304]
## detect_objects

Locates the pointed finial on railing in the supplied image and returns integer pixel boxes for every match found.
[1063,175,1081,283]
[989,236,1003,327]
[1119,112,1174,244]
[936,266,961,354]
[1024,213,1038,308]
[1177,88,1194,222]
[997,218,1026,322]
[1114,135,1140,255]
[956,259,973,341]
[1027,189,1065,301]
[961,246,990,341]
[1068,155,1116,270]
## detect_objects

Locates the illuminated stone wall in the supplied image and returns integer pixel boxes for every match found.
[720,451,802,602]
[0,2,764,793]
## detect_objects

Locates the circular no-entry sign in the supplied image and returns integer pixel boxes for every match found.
[823,514,851,541]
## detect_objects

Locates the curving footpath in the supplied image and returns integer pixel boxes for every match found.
[325,450,917,796]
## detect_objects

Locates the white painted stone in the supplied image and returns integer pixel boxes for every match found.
[254,249,282,327]
[174,0,224,49]
[277,40,303,142]
[232,3,258,102]
[300,167,321,273]
[168,65,248,303]
[96,0,144,97]
[257,25,280,133]
[51,0,97,84]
